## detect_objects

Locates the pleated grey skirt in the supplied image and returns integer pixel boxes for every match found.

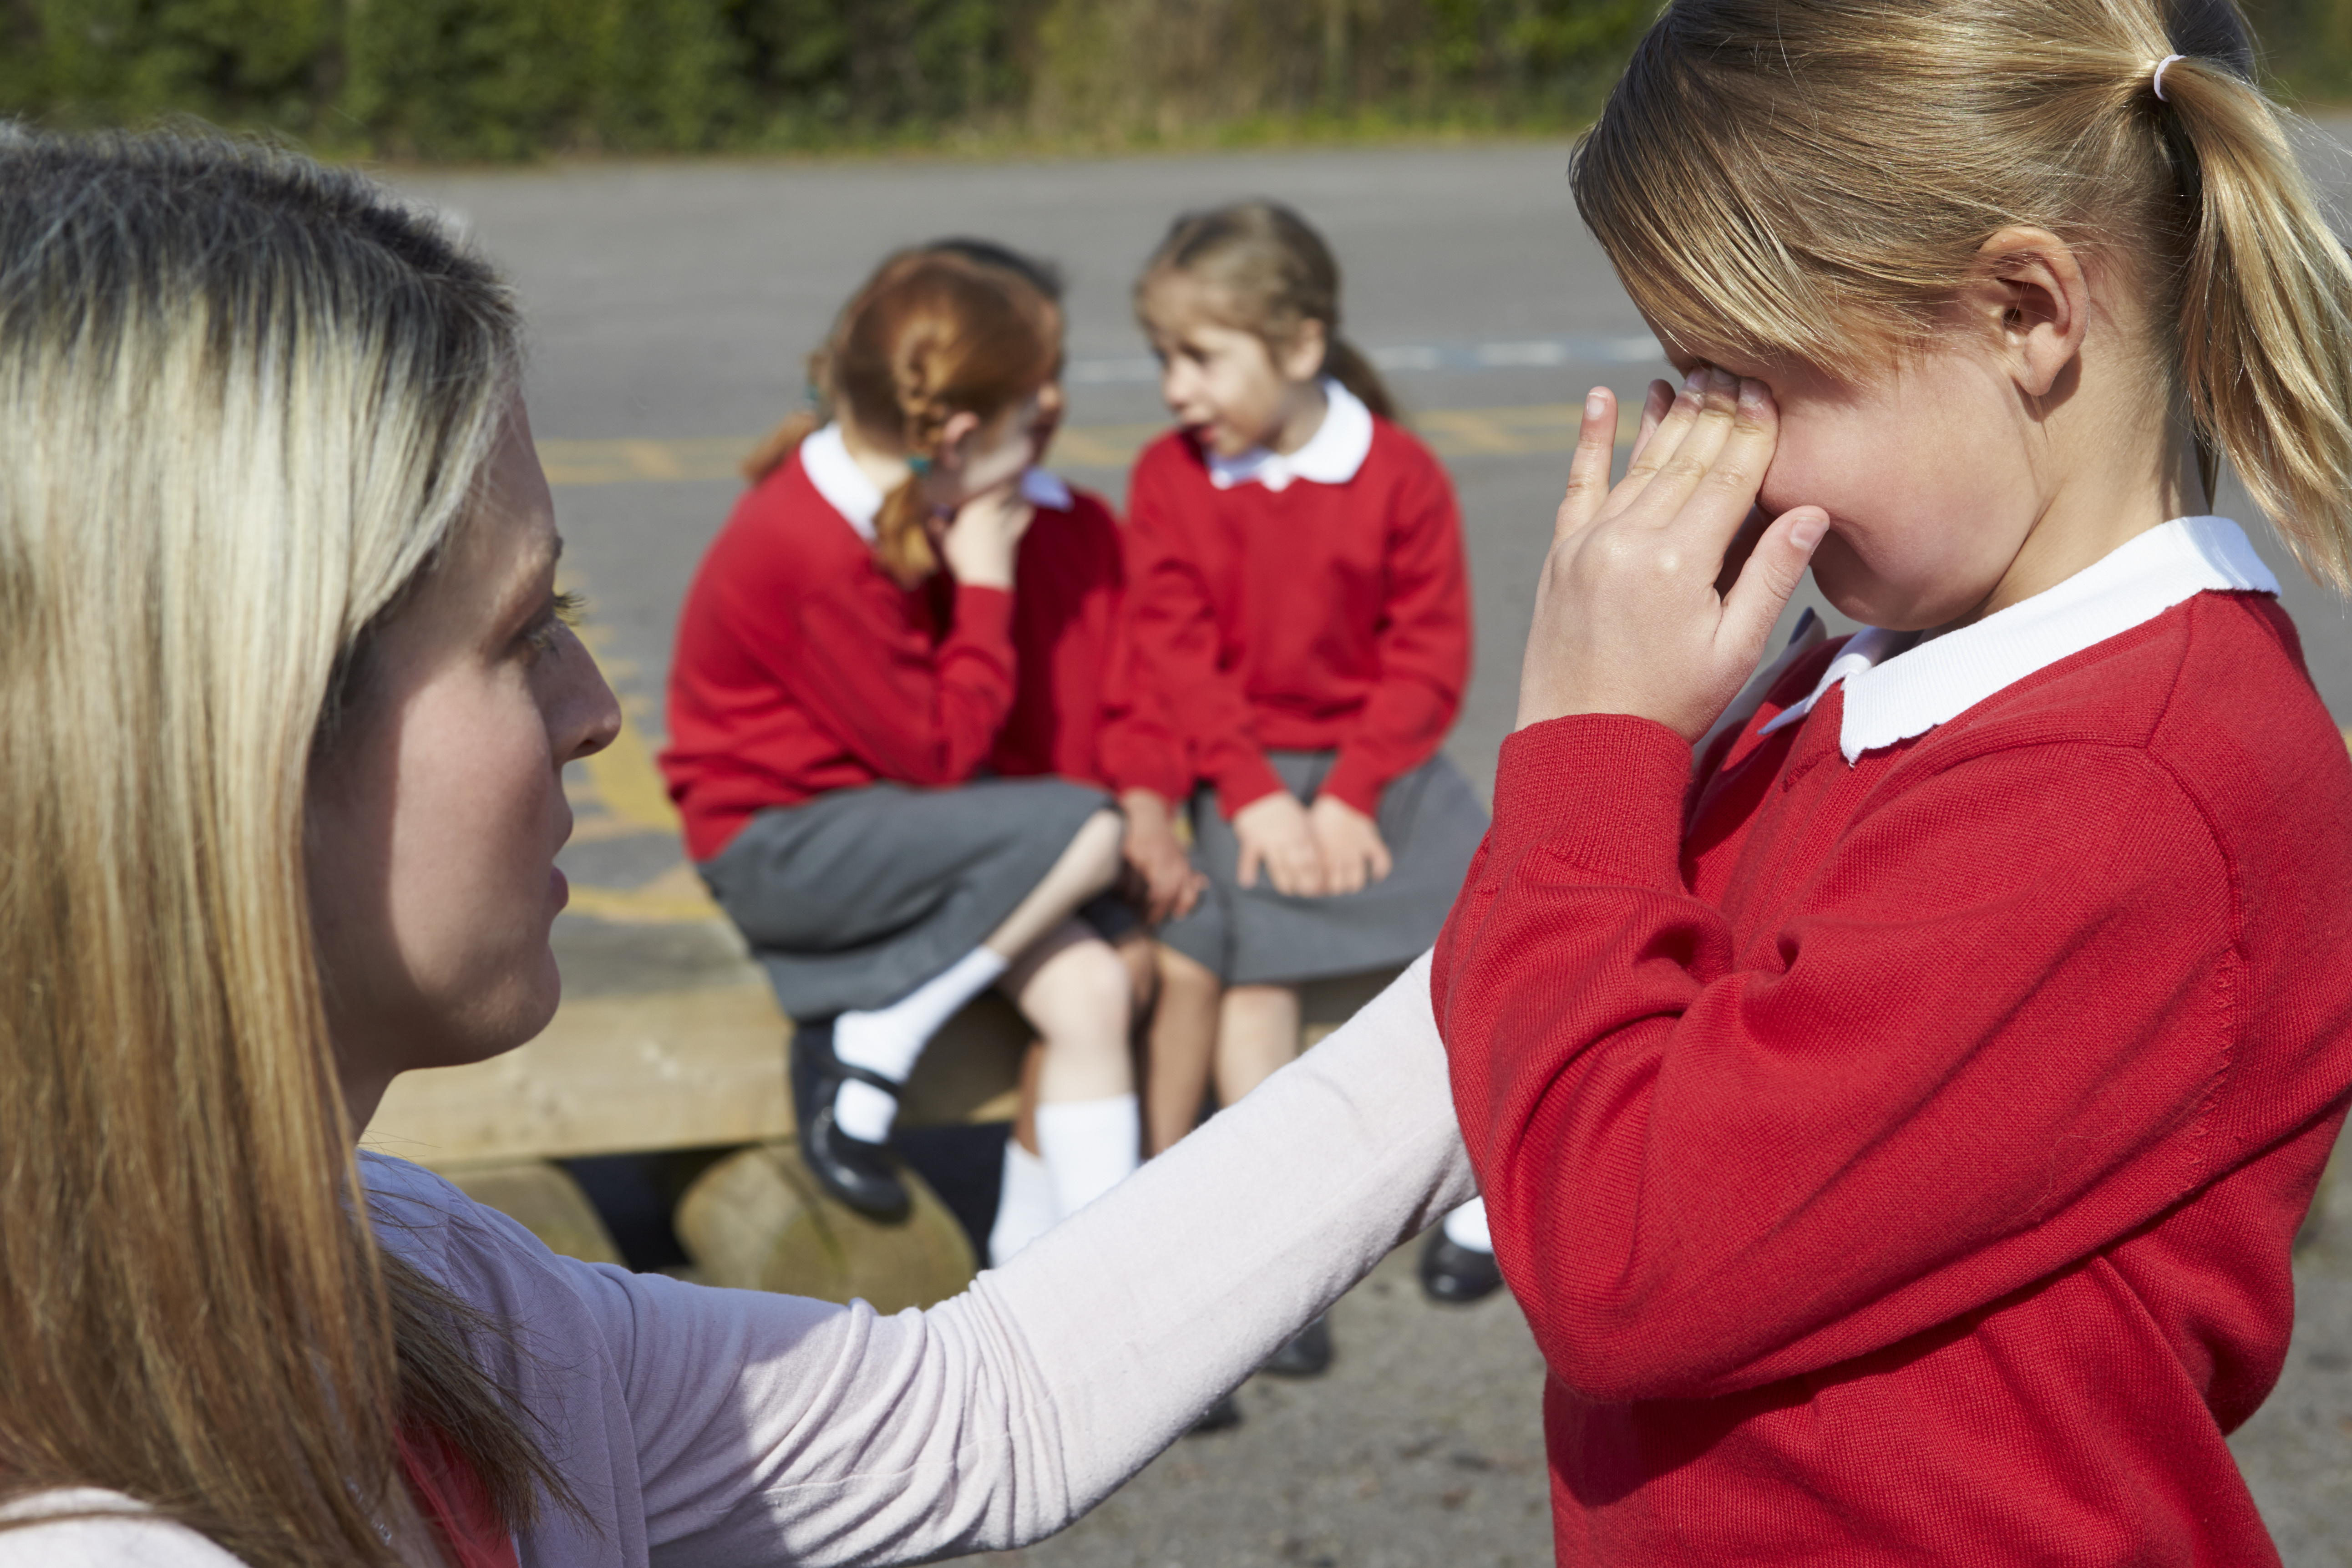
[1158,751,1489,987]
[700,776,1111,1020]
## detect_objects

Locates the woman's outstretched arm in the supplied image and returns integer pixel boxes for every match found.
[381,952,1474,1567]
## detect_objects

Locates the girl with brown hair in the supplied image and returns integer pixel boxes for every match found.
[0,127,1475,1566]
[662,249,1182,1246]
[1121,201,1499,1324]
[1436,0,2352,1561]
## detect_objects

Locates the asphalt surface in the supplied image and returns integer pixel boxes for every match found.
[390,130,2352,1565]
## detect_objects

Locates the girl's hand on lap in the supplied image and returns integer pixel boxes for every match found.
[1307,794,1391,895]
[939,485,1036,589]
[1119,788,1207,922]
[1233,792,1327,897]
[1517,368,1828,741]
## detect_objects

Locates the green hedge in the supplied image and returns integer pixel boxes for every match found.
[0,0,2343,162]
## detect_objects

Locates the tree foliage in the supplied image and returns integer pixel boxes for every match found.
[1,0,2345,160]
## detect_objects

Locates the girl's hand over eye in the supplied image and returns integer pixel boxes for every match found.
[1232,791,1327,897]
[1516,368,1829,741]
[939,486,1037,589]
[1306,794,1392,895]
[1118,788,1207,923]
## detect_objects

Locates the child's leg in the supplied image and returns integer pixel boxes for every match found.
[831,809,1124,1144]
[1143,943,1222,1156]
[1004,918,1140,1221]
[1213,983,1301,1105]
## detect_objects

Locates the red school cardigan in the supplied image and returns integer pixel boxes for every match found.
[1122,420,1470,818]
[1433,591,2352,1564]
[661,455,1153,862]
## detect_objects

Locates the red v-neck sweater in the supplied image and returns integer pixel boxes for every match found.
[662,454,1155,861]
[1122,420,1470,818]
[1433,591,2352,1564]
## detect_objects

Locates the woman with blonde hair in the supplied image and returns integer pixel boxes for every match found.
[0,130,1471,1566]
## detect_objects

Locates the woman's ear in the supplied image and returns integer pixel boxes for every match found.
[1279,318,1329,384]
[1968,226,2088,399]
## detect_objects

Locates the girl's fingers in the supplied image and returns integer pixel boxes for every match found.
[1717,506,1830,669]
[1236,840,1264,890]
[1628,378,1673,464]
[1617,368,1709,492]
[1553,387,1619,543]
[1622,368,1746,527]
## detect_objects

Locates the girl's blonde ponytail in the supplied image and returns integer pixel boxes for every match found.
[2154,50,2352,587]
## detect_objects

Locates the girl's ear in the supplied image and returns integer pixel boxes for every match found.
[934,409,983,470]
[1278,318,1329,384]
[1968,225,2088,399]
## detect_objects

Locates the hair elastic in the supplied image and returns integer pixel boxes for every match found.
[907,453,932,475]
[2152,53,2185,103]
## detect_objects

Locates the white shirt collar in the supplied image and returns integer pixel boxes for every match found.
[798,423,882,541]
[1759,516,2278,763]
[800,421,1075,536]
[1206,377,1374,492]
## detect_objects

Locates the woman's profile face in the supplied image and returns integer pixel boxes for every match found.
[307,398,620,1120]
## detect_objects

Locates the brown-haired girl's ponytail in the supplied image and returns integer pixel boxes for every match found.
[872,470,942,586]
[2150,43,2352,588]
[1323,336,1398,423]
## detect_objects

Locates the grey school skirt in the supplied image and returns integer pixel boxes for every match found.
[700,776,1111,1020]
[1158,750,1489,988]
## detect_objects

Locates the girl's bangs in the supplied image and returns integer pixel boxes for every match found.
[1570,33,1907,383]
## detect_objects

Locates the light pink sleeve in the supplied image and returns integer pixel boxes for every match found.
[373,954,1473,1568]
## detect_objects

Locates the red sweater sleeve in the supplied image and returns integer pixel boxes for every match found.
[1432,714,2240,1405]
[1320,446,1470,815]
[1095,571,1191,801]
[775,578,1018,787]
[1124,448,1286,815]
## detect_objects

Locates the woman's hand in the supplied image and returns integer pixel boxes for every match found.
[938,485,1036,589]
[1516,367,1828,741]
[1307,794,1391,895]
[1119,788,1206,923]
[1232,791,1326,896]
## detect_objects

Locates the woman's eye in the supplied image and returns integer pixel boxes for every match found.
[524,590,585,657]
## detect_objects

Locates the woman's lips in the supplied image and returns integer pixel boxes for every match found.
[550,865,569,910]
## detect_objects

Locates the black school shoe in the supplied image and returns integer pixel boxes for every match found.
[789,1019,911,1221]
[1187,1392,1243,1436]
[1260,1312,1332,1377]
[1419,1231,1504,1304]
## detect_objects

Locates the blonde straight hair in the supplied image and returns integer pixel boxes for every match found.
[1573,0,2352,589]
[0,131,569,1563]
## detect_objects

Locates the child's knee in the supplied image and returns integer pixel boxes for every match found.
[1031,935,1134,1043]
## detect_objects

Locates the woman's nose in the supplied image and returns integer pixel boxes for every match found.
[559,630,623,763]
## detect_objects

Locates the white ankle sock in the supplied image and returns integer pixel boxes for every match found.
[836,947,1009,1081]
[831,1079,899,1144]
[830,947,1009,1144]
[1035,1094,1141,1217]
[1442,1196,1492,1253]
[988,1139,1059,1266]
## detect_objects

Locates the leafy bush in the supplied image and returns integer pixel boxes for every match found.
[1,0,2347,161]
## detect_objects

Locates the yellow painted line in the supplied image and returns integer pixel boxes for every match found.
[537,401,1644,489]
